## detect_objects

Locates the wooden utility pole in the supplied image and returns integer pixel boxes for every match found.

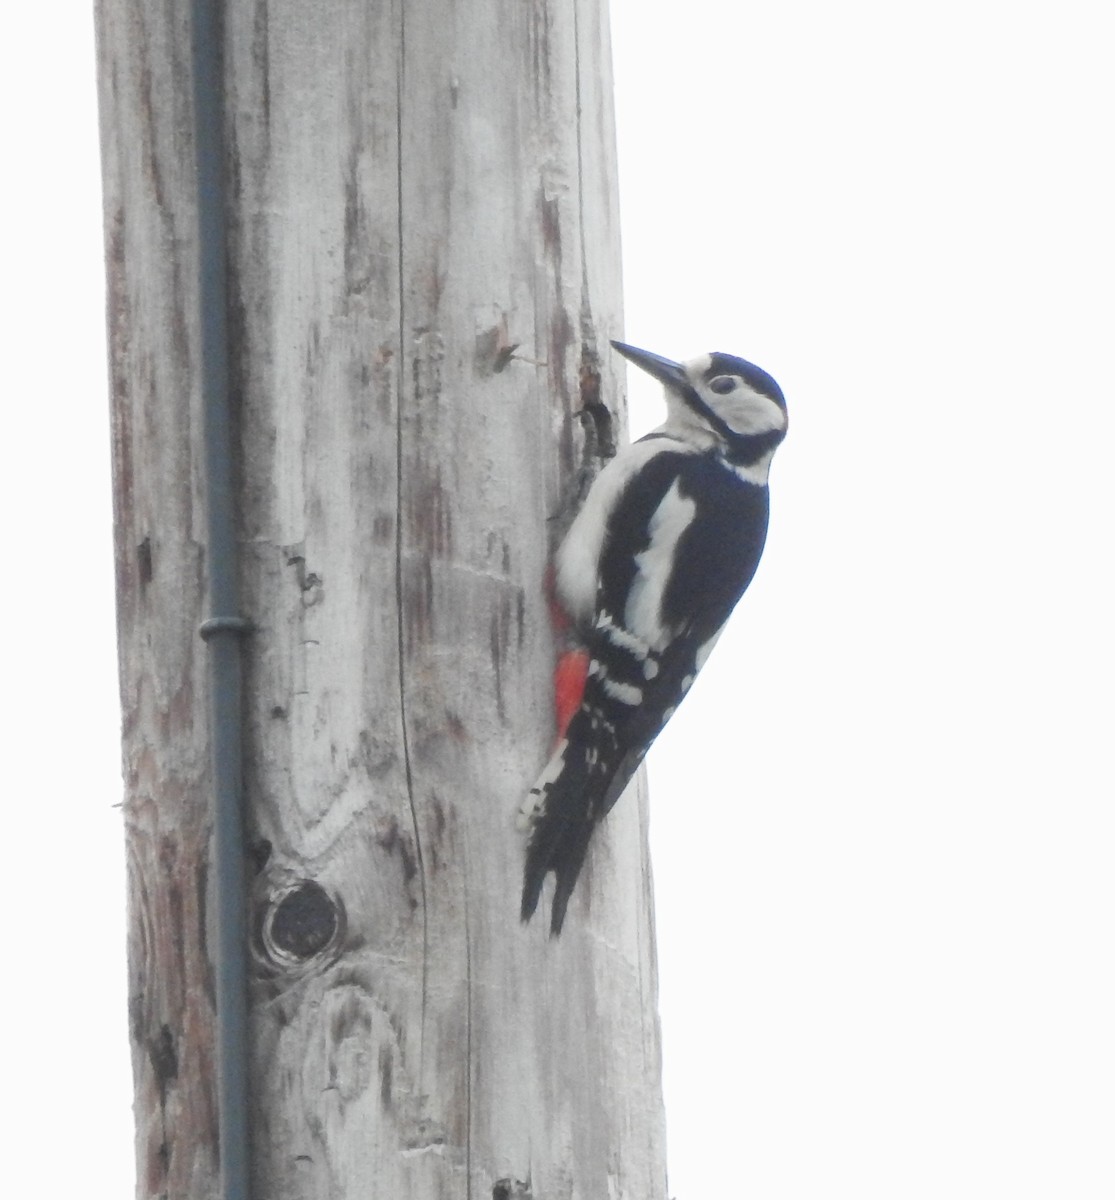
[97,1,667,1197]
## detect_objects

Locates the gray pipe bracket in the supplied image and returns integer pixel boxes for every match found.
[200,616,254,641]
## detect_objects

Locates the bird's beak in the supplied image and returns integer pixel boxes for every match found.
[610,341,687,391]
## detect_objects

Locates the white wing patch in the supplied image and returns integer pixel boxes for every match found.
[555,438,682,626]
[624,479,697,651]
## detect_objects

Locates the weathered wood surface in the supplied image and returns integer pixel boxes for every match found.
[97,0,667,1197]
[96,1,220,1194]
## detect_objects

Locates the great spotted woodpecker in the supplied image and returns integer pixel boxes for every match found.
[520,340,788,934]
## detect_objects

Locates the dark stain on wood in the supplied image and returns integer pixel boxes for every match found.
[488,533,512,576]
[149,1022,179,1103]
[403,556,435,647]
[431,794,447,843]
[324,993,372,1104]
[126,810,219,1192]
[251,0,272,134]
[197,859,215,1004]
[376,816,420,907]
[138,535,153,585]
[427,256,448,316]
[327,991,377,1103]
[371,342,396,418]
[411,329,445,418]
[132,3,167,215]
[304,319,323,377]
[144,1137,167,1196]
[401,331,454,643]
[540,193,562,270]
[549,305,575,418]
[425,792,449,872]
[158,835,190,986]
[344,137,373,296]
[529,0,554,109]
[490,589,517,721]
[409,473,452,559]
[166,673,200,743]
[378,1042,394,1108]
[137,16,192,374]
[104,202,130,403]
[250,837,274,873]
[105,205,137,614]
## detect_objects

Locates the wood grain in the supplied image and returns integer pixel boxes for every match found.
[98,0,666,1195]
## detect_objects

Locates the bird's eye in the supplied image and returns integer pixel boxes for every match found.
[708,375,739,394]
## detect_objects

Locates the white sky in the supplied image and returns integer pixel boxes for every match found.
[3,2,1113,1197]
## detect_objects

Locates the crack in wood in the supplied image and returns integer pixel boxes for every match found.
[393,3,430,1063]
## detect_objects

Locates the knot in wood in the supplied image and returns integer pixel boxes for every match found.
[259,879,343,970]
[492,1181,533,1200]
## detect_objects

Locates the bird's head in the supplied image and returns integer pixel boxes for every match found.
[611,340,787,464]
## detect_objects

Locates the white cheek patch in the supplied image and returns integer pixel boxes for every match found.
[624,480,698,650]
[714,386,786,436]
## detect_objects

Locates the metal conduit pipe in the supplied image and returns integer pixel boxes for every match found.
[191,1,252,1198]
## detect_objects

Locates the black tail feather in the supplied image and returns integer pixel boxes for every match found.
[520,776,596,933]
[546,820,596,934]
[521,707,619,934]
[521,807,596,935]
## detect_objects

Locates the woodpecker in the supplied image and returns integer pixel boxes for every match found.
[520,340,788,934]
